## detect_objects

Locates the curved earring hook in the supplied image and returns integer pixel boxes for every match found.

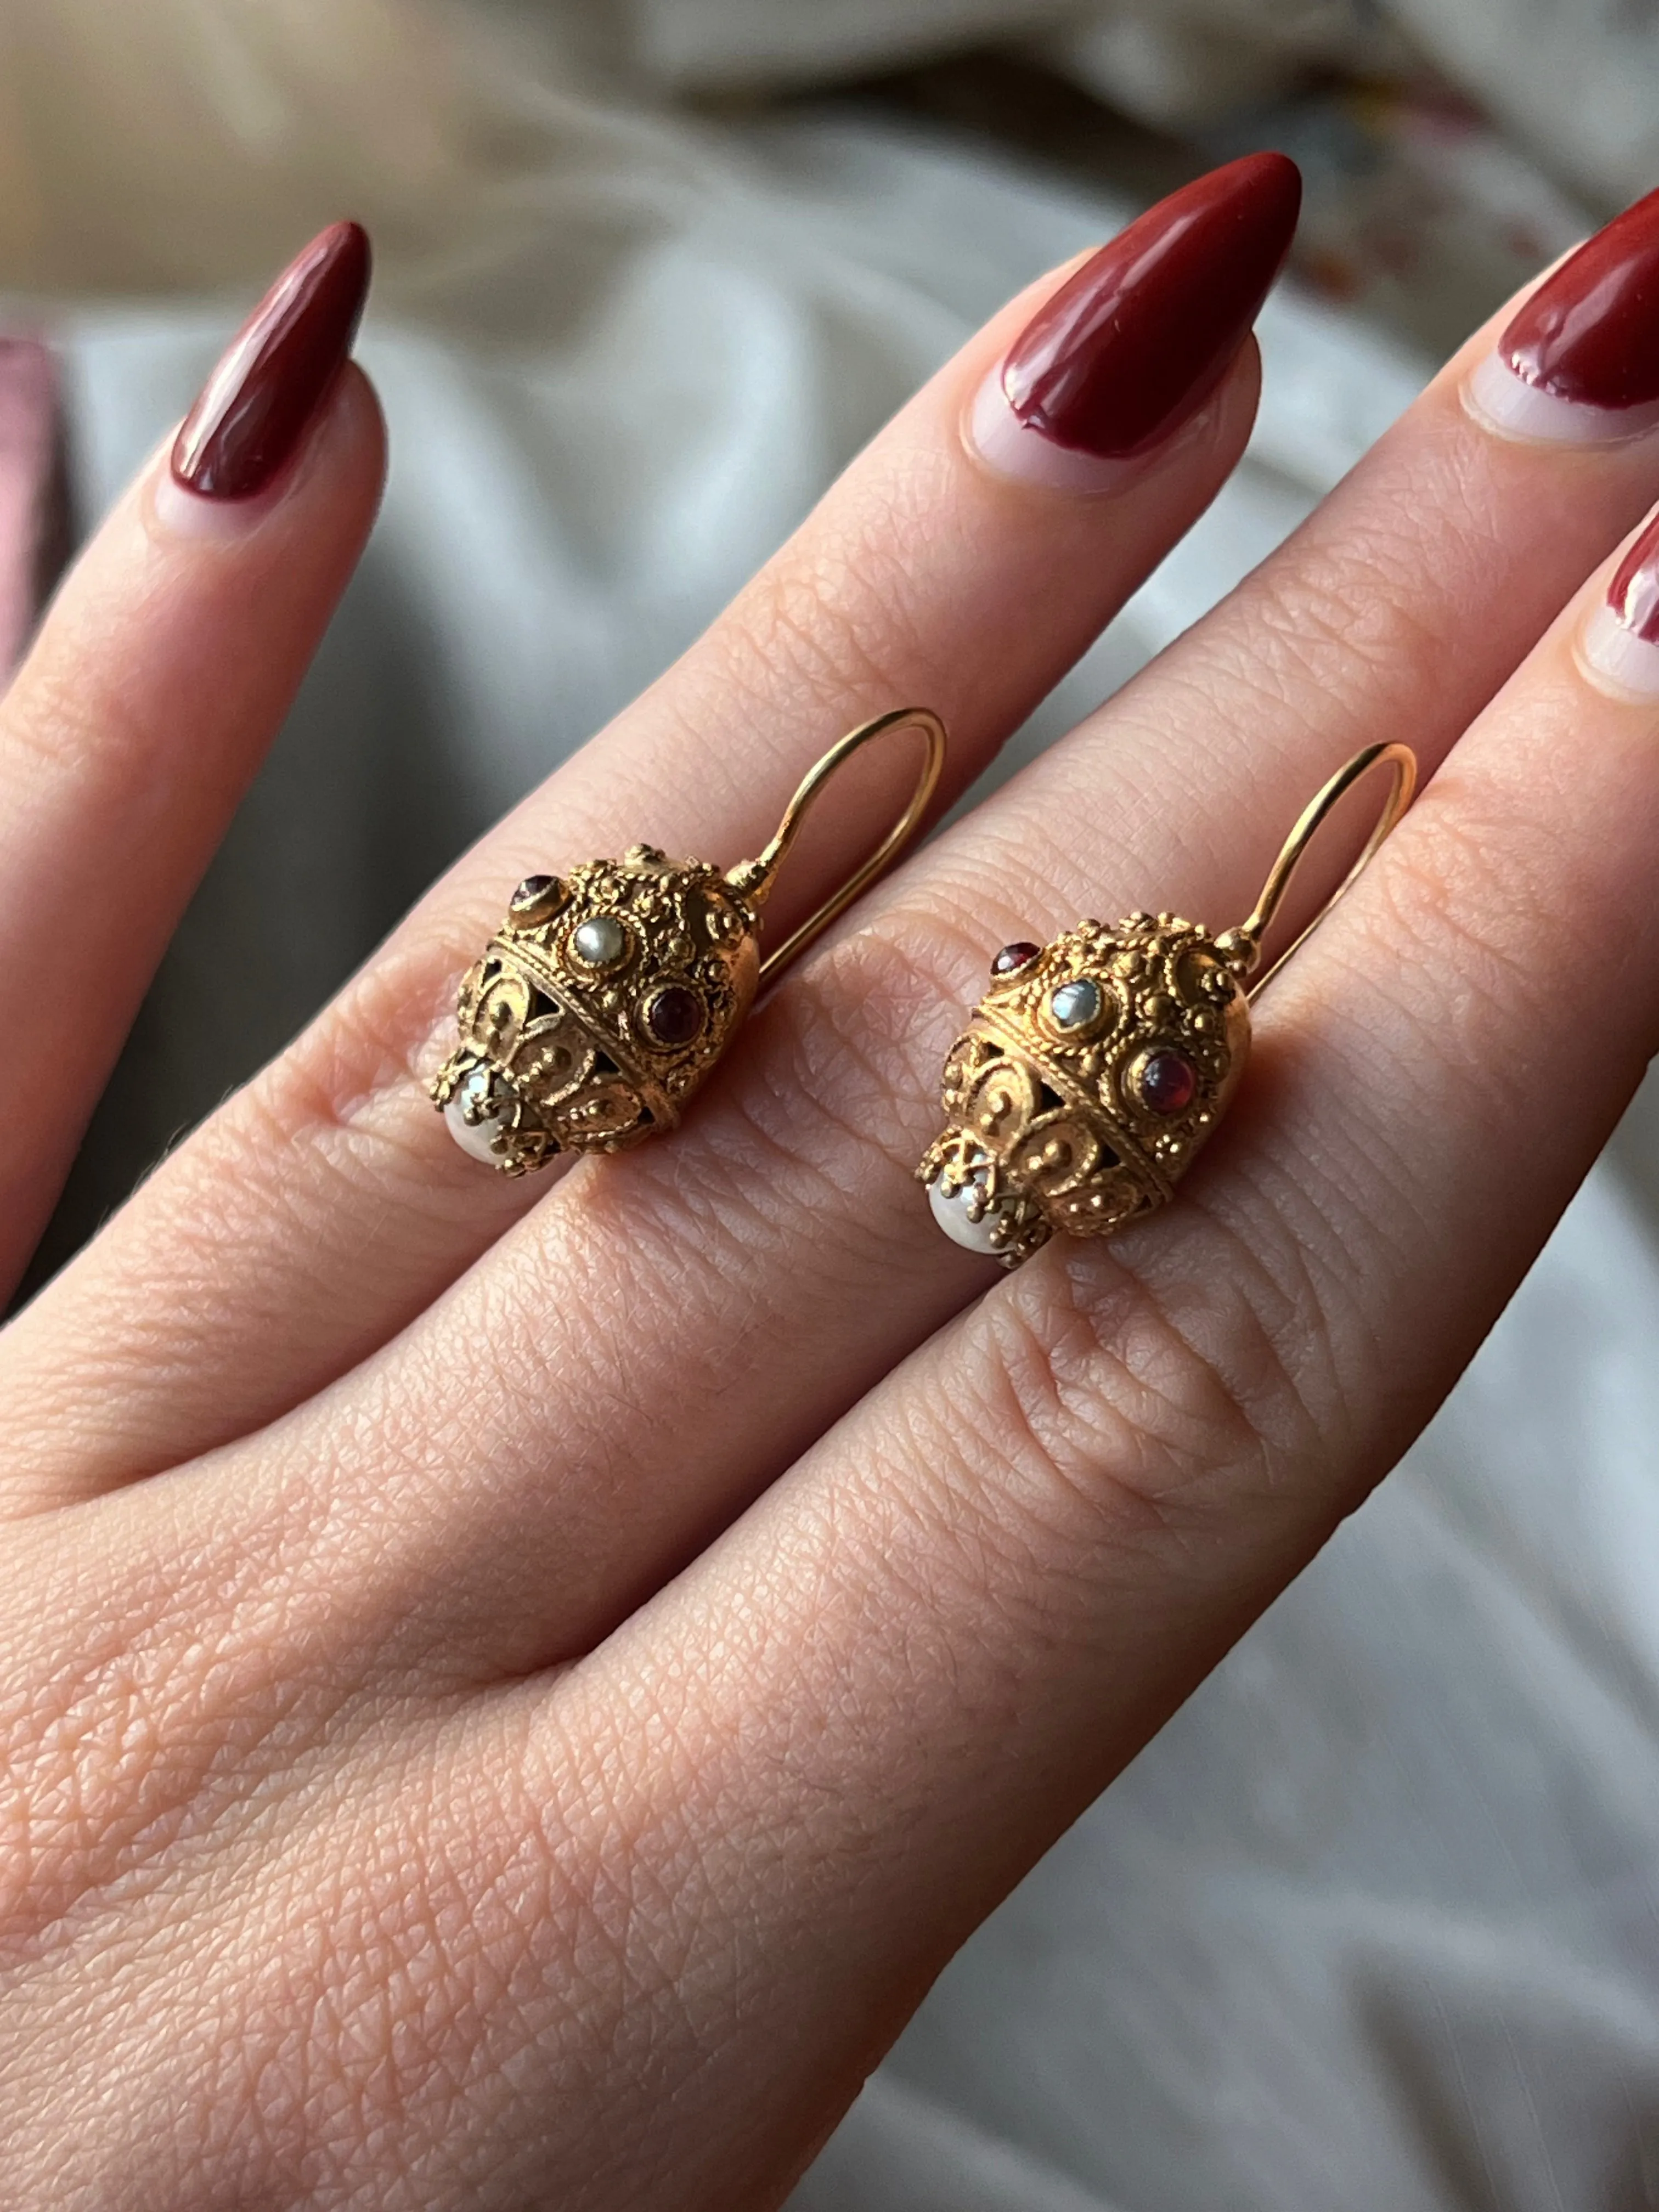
[726,706,948,985]
[1220,740,1417,998]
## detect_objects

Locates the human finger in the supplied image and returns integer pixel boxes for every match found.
[0,221,380,1294]
[0,157,1296,1499]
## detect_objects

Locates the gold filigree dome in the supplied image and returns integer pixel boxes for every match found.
[432,845,760,1172]
[917,911,1251,1266]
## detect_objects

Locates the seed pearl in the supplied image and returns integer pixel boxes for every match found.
[572,915,627,967]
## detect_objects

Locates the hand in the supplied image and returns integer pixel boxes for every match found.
[5,163,1659,2210]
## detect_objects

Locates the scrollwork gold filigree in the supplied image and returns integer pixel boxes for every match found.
[918,912,1251,1266]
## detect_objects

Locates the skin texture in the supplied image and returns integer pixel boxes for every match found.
[5,185,1659,2207]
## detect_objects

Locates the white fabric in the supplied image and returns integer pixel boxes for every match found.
[12,13,1659,2203]
[1,0,1654,307]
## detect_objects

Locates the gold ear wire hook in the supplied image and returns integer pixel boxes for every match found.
[726,706,948,985]
[1219,741,1417,998]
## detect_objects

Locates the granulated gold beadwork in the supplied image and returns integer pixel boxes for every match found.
[917,912,1250,1265]
[918,741,1416,1266]
[432,846,761,1172]
[432,707,947,1174]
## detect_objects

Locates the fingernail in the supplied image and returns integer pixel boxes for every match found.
[1579,512,1659,695]
[1468,187,1659,445]
[171,221,371,500]
[966,153,1301,492]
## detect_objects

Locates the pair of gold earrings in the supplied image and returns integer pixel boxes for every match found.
[431,711,1414,1268]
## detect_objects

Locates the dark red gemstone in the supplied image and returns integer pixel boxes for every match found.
[646,985,704,1046]
[512,873,556,906]
[1137,1048,1197,1115]
[991,940,1042,976]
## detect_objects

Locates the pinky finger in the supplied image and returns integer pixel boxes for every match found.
[0,223,381,1296]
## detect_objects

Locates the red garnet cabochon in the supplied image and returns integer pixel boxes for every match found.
[1137,1048,1197,1115]
[991,941,1042,976]
[646,985,705,1046]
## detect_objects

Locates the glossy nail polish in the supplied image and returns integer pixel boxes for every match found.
[1580,511,1659,694]
[968,153,1301,490]
[172,221,371,500]
[1469,187,1659,443]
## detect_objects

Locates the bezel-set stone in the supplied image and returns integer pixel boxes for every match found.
[918,906,1255,1263]
[644,984,705,1047]
[1048,976,1103,1031]
[511,873,558,910]
[991,940,1042,977]
[572,914,628,969]
[1132,1046,1198,1116]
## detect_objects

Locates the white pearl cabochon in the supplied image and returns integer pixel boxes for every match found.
[928,1173,1014,1257]
[444,1069,507,1163]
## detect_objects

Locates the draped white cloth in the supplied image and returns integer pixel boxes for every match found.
[8,5,1659,2200]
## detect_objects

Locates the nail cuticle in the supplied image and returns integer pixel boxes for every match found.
[1464,352,1659,448]
[1470,185,1659,445]
[1577,512,1659,698]
[1575,604,1659,701]
[961,358,1228,495]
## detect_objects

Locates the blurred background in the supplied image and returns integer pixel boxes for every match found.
[4,3,1659,2205]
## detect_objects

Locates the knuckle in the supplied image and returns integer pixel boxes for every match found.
[1154,512,1454,760]
[670,906,990,1243]
[951,1223,1332,1562]
[1331,781,1599,1098]
[0,1626,210,1942]
[706,557,906,727]
[782,912,982,1147]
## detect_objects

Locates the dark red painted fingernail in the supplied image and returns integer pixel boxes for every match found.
[969,154,1300,482]
[1472,188,1659,441]
[171,221,371,500]
[1581,510,1659,694]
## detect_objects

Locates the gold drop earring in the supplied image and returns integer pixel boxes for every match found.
[433,707,946,1172]
[918,742,1416,1265]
